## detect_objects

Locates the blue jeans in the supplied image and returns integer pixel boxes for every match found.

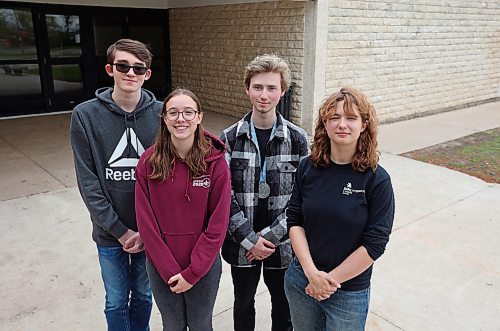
[284,258,370,331]
[146,255,222,331]
[97,245,153,331]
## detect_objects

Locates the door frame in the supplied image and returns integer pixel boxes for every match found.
[36,8,92,112]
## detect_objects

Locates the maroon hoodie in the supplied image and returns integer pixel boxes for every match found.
[135,131,231,286]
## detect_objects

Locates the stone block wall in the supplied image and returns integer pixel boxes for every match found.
[326,0,500,121]
[169,1,306,124]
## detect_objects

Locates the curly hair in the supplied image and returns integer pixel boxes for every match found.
[243,54,291,92]
[147,88,212,181]
[310,87,379,172]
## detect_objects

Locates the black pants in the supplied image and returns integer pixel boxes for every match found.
[231,262,292,331]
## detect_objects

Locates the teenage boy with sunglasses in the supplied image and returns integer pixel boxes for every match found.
[70,39,162,331]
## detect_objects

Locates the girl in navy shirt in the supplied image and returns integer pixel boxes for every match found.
[284,87,395,330]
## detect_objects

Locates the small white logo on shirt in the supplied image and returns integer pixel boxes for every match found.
[342,182,365,195]
[192,175,211,188]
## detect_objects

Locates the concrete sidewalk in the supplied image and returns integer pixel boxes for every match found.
[0,101,499,330]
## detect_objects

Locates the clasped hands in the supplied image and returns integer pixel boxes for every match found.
[118,229,144,253]
[305,270,341,301]
[168,273,193,294]
[246,233,276,261]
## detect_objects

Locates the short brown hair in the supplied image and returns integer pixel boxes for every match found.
[106,39,153,68]
[244,54,291,92]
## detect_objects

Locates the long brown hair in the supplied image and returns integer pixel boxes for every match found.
[310,87,379,172]
[148,88,212,181]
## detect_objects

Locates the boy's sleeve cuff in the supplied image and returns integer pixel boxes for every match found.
[241,232,259,250]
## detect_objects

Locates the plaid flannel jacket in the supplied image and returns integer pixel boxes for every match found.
[220,111,309,268]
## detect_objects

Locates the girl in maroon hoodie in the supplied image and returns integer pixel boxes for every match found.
[135,88,231,330]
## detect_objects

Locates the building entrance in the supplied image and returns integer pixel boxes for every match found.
[0,2,169,117]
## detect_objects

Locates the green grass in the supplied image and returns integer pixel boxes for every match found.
[401,128,499,183]
[24,65,81,82]
[51,65,81,82]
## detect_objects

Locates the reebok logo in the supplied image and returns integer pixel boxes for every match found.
[108,128,145,167]
[105,129,145,181]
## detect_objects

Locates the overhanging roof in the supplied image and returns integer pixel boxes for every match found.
[10,0,282,9]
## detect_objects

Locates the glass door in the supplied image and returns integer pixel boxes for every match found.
[41,12,86,111]
[0,7,44,116]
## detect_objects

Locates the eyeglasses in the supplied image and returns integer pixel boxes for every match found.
[163,109,199,121]
[112,63,148,75]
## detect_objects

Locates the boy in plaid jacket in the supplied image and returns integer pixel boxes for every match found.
[220,54,309,331]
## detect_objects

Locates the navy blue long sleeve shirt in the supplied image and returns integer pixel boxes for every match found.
[286,157,395,291]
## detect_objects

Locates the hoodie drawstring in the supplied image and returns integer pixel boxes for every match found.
[184,175,191,202]
[133,113,139,156]
[170,160,176,183]
[170,159,191,202]
[123,112,139,158]
[123,113,131,157]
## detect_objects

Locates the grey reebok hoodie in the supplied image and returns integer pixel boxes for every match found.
[71,87,162,246]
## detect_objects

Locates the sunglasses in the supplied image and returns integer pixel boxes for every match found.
[112,63,148,75]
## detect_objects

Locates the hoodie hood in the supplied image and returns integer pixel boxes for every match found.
[95,87,160,163]
[204,130,226,164]
[139,130,227,203]
[95,87,160,119]
[177,131,226,202]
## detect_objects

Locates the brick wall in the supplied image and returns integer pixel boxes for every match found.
[170,1,499,128]
[326,0,500,121]
[169,1,306,124]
